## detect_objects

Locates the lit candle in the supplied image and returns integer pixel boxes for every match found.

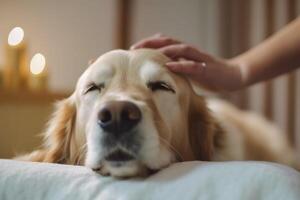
[4,27,29,90]
[28,53,48,91]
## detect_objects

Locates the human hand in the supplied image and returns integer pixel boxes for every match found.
[131,34,245,91]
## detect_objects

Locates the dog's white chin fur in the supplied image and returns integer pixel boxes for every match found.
[85,139,175,177]
[84,142,176,177]
[100,151,175,177]
[86,152,175,177]
[102,161,145,177]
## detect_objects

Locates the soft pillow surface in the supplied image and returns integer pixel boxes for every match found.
[0,159,299,200]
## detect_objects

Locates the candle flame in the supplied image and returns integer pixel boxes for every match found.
[30,53,46,75]
[8,27,24,46]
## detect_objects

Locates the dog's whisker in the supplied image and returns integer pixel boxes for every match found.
[74,144,87,165]
[157,135,184,162]
[151,118,184,162]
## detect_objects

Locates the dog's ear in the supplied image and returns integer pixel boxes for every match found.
[18,95,76,163]
[188,92,215,161]
[42,95,76,163]
[44,96,76,163]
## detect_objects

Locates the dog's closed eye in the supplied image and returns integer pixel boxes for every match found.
[147,81,175,93]
[84,83,105,94]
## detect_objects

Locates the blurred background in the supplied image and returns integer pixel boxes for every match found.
[0,0,299,159]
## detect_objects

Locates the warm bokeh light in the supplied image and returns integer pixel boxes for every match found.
[30,53,46,75]
[8,27,24,46]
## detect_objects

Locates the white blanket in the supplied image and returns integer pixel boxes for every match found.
[0,159,299,200]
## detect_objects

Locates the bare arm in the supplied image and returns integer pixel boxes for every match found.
[231,17,300,87]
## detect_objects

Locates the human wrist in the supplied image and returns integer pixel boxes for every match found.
[226,57,249,90]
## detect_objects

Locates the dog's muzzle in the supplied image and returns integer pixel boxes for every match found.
[97,100,142,164]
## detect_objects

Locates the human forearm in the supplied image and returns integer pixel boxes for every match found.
[231,17,300,87]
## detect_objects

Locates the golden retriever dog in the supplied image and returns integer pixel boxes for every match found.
[17,49,299,177]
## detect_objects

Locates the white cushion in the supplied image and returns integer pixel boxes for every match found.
[0,159,299,200]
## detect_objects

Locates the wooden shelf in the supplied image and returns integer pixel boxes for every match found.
[0,90,71,104]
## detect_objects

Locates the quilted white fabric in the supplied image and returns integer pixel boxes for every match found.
[0,159,299,200]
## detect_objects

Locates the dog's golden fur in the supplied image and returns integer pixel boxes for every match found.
[17,49,299,177]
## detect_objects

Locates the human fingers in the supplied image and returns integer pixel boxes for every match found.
[159,44,211,62]
[130,34,180,49]
[165,60,206,75]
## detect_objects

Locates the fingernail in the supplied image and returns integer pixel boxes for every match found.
[165,62,176,69]
[130,45,136,50]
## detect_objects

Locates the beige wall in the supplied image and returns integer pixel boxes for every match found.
[130,0,220,55]
[0,0,117,92]
[0,102,53,158]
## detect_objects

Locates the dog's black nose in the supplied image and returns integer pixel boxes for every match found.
[98,101,141,134]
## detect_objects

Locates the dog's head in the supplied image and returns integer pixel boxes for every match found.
[41,49,216,177]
